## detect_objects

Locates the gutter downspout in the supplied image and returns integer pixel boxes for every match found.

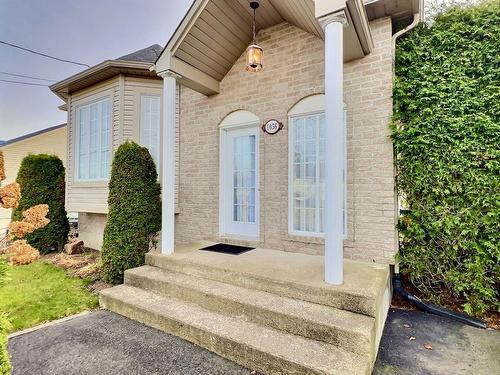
[392,11,421,275]
[391,11,422,79]
[391,5,487,329]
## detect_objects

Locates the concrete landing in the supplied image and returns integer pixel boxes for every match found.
[162,241,389,298]
[101,241,392,375]
[147,241,390,317]
[101,285,371,375]
[125,265,376,358]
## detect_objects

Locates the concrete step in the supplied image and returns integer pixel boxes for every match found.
[145,251,388,318]
[100,285,371,375]
[125,265,376,359]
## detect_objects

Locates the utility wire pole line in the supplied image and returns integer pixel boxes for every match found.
[0,71,56,82]
[0,40,90,68]
[0,79,48,87]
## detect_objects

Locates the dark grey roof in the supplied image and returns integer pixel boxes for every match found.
[116,44,163,63]
[0,123,66,147]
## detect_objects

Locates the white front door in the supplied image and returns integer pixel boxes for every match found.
[220,125,259,239]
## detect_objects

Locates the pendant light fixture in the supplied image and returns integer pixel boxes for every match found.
[246,1,263,72]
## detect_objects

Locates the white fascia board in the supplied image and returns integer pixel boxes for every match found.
[170,57,220,96]
[348,0,374,53]
[314,0,347,18]
[155,0,211,66]
[155,55,220,96]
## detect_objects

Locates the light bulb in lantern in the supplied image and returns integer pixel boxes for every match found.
[246,44,263,72]
[246,1,263,72]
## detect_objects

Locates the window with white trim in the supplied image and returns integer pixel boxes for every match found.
[76,97,111,181]
[290,112,326,235]
[288,96,347,237]
[140,95,161,170]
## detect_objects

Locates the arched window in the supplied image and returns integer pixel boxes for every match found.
[288,95,346,237]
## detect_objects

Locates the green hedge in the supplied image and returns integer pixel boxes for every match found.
[0,261,10,375]
[12,154,69,253]
[101,141,161,284]
[0,312,10,375]
[393,1,499,315]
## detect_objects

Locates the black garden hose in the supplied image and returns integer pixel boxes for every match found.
[392,273,487,329]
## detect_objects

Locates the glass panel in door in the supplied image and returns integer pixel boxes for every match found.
[233,135,256,223]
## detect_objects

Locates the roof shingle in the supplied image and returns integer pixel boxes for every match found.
[117,44,163,63]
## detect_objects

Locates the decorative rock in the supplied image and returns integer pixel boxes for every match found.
[64,240,84,255]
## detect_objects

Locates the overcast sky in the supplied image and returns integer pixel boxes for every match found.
[0,0,192,141]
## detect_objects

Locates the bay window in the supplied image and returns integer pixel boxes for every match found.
[76,97,111,181]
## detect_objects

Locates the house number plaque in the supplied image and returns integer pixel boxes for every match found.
[262,119,283,135]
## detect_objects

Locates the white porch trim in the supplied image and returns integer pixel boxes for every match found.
[153,0,374,97]
[319,11,348,285]
[159,70,179,254]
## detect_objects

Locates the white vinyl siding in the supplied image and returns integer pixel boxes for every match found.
[76,97,111,181]
[289,109,347,237]
[140,95,161,170]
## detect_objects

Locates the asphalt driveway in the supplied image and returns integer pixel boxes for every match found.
[374,308,500,375]
[8,308,500,375]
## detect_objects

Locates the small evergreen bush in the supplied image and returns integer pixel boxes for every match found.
[0,260,10,375]
[101,141,161,284]
[393,1,499,315]
[0,311,10,375]
[12,154,69,253]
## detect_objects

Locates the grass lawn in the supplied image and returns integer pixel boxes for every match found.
[0,260,98,333]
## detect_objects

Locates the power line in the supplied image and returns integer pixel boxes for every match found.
[0,71,56,82]
[0,79,48,87]
[0,40,90,68]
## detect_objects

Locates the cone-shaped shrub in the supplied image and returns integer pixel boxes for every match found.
[12,154,69,253]
[101,141,161,284]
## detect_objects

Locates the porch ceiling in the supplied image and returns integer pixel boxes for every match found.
[156,0,372,95]
[173,0,327,82]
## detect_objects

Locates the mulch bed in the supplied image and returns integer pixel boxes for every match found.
[43,249,113,293]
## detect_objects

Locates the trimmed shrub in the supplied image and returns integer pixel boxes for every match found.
[0,260,10,375]
[12,155,69,253]
[0,261,6,286]
[101,141,161,284]
[393,1,499,315]
[0,312,10,375]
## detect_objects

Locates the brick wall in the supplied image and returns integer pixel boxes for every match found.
[177,18,397,264]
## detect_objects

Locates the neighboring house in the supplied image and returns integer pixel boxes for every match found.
[55,0,423,373]
[0,124,67,233]
[50,44,165,250]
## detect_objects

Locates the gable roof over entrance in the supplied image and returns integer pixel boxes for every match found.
[154,0,421,96]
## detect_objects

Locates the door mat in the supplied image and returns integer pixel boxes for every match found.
[199,243,255,255]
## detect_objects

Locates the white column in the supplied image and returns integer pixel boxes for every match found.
[159,71,178,254]
[321,12,347,285]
